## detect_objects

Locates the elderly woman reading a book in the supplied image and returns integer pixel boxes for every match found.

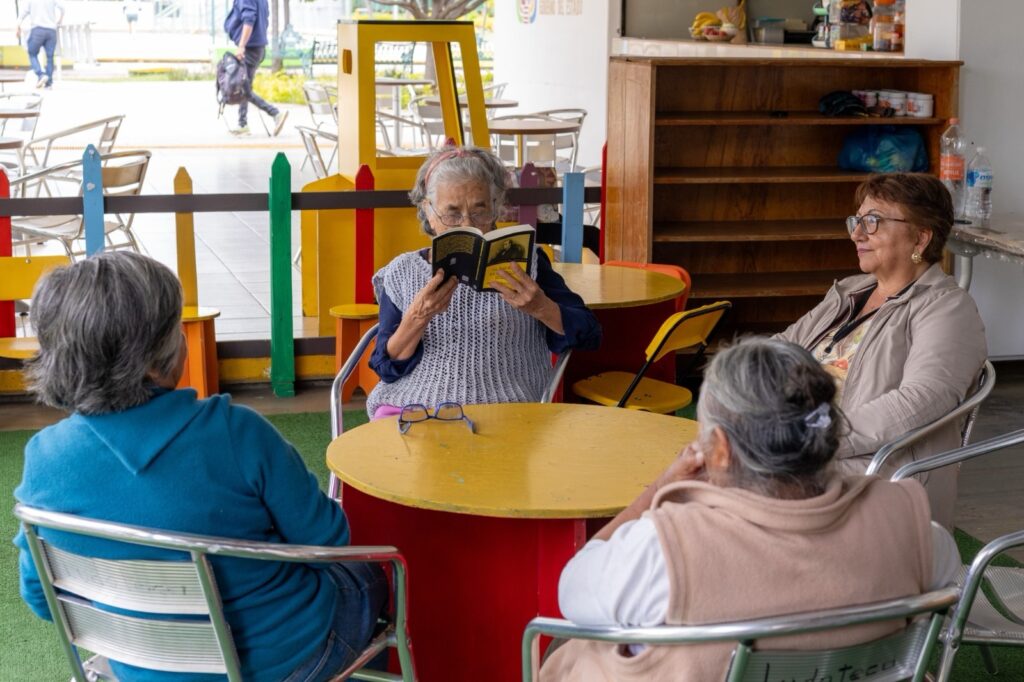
[366,144,601,419]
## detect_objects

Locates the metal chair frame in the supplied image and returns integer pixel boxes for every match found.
[14,115,125,191]
[883,428,1024,681]
[522,588,959,682]
[9,149,150,259]
[531,108,587,172]
[866,360,996,476]
[612,300,730,408]
[328,325,572,499]
[14,503,417,682]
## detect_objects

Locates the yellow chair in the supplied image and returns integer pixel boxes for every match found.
[0,255,70,359]
[572,301,731,413]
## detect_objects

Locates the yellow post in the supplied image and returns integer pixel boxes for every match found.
[173,167,198,308]
[302,20,490,335]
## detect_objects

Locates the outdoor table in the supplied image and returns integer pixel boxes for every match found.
[375,76,434,143]
[552,262,687,392]
[328,402,697,681]
[487,118,582,166]
[0,72,25,90]
[422,95,518,109]
[948,214,1024,290]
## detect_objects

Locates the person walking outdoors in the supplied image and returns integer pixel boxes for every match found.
[16,0,65,90]
[224,0,288,136]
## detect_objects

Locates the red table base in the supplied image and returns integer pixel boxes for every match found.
[342,486,586,681]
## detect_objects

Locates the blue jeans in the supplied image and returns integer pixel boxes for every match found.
[26,27,57,85]
[282,562,390,682]
[238,45,279,127]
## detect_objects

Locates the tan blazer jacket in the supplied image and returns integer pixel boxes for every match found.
[776,264,987,527]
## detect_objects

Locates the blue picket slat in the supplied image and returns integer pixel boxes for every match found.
[81,145,104,257]
[561,171,584,263]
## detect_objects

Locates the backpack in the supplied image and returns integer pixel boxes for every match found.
[216,53,249,113]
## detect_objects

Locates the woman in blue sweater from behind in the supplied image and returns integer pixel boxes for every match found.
[14,252,385,681]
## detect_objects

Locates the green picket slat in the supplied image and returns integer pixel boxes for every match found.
[269,153,295,397]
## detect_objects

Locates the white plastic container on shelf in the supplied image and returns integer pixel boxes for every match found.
[906,92,933,118]
[878,90,907,116]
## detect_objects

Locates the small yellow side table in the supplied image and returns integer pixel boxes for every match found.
[329,303,379,400]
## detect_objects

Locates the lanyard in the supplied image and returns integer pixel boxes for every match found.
[822,279,917,355]
[823,307,878,355]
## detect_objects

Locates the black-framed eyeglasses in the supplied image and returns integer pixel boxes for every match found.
[427,201,495,228]
[398,402,476,435]
[846,214,912,235]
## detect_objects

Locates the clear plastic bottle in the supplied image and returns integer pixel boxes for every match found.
[965,147,994,224]
[939,118,967,219]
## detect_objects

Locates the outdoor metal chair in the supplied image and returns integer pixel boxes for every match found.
[491,114,560,169]
[523,588,959,682]
[327,324,573,500]
[866,360,996,476]
[0,93,43,175]
[12,115,126,190]
[14,503,417,682]
[885,428,1024,681]
[10,150,151,260]
[532,108,587,172]
[302,81,338,131]
[297,124,338,180]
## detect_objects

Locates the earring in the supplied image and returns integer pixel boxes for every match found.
[911,252,923,264]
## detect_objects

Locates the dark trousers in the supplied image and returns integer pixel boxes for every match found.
[239,45,278,127]
[26,27,57,85]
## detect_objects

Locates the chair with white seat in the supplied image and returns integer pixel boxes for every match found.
[884,428,1024,681]
[532,108,587,172]
[490,114,560,169]
[0,93,43,176]
[297,125,338,180]
[523,588,960,682]
[13,115,125,191]
[14,503,418,682]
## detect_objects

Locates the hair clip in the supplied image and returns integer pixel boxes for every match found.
[803,403,832,430]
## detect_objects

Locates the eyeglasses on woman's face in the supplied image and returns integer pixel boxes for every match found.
[845,213,912,236]
[398,402,475,434]
[427,201,495,228]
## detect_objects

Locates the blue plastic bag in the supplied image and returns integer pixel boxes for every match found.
[838,126,929,173]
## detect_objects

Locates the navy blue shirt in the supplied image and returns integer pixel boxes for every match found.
[226,0,269,47]
[371,249,602,383]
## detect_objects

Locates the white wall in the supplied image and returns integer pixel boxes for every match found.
[957,0,1024,358]
[492,0,611,168]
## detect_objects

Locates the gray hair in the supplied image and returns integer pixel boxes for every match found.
[697,337,842,497]
[25,251,184,415]
[409,144,508,235]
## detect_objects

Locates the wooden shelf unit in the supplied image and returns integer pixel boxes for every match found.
[605,56,961,338]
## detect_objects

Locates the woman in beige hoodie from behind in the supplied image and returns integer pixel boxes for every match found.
[542,338,959,682]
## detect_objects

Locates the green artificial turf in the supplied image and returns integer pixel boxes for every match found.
[0,410,1019,680]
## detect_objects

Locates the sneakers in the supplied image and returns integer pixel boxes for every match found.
[232,125,251,136]
[35,75,47,89]
[272,110,289,137]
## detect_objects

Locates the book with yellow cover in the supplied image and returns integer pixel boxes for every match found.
[431,224,536,292]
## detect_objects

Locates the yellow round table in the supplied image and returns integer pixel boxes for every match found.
[328,402,697,681]
[551,262,686,310]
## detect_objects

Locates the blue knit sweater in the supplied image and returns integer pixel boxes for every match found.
[14,389,351,681]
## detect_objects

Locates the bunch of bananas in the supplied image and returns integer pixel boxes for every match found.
[690,11,722,39]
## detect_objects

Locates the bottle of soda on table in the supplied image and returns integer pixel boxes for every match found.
[965,146,994,225]
[939,118,967,219]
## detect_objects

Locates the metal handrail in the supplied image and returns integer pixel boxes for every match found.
[522,588,959,681]
[866,360,996,475]
[891,427,1024,481]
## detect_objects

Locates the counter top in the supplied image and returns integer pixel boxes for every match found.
[950,215,1024,262]
[611,37,959,65]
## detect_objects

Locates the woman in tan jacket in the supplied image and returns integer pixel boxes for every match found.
[542,338,959,682]
[776,173,986,529]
